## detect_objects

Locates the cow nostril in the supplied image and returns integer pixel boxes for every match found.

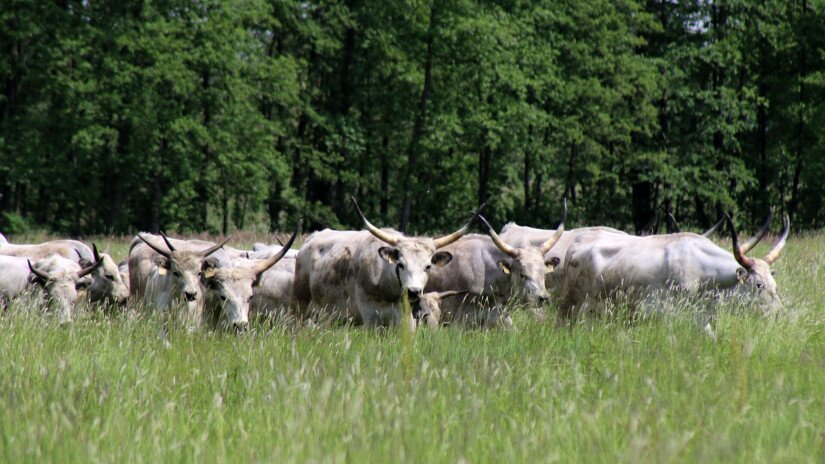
[184,291,197,302]
[233,321,249,333]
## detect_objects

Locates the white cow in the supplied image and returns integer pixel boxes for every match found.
[293,198,479,328]
[559,214,789,321]
[0,237,128,305]
[0,254,100,322]
[128,232,231,328]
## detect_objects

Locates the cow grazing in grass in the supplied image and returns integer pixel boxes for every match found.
[559,213,789,321]
[293,198,480,328]
[0,254,101,322]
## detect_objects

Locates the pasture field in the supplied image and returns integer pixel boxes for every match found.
[0,234,823,463]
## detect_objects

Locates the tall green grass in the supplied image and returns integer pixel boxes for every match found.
[0,235,822,463]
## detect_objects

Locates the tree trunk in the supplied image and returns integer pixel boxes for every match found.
[478,145,491,209]
[380,135,389,217]
[400,3,437,232]
[632,180,655,235]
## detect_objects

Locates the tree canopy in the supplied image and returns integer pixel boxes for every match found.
[1,0,824,235]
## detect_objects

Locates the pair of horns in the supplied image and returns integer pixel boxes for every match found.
[137,231,231,259]
[352,197,483,249]
[251,220,302,277]
[704,212,772,256]
[29,244,103,281]
[482,199,567,258]
[727,213,789,269]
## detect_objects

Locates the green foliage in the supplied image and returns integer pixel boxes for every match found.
[0,0,824,234]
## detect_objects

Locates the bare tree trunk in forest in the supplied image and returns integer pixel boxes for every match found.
[565,143,577,202]
[334,26,356,220]
[197,69,212,231]
[221,187,229,236]
[478,145,491,210]
[380,135,389,217]
[523,151,531,219]
[400,3,437,232]
[789,0,809,220]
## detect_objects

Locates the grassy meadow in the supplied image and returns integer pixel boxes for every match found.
[0,233,823,463]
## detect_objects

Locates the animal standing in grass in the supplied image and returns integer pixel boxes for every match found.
[559,213,789,320]
[0,254,101,322]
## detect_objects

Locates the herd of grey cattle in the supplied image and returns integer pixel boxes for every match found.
[0,197,788,332]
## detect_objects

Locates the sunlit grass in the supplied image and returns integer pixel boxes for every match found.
[0,234,822,462]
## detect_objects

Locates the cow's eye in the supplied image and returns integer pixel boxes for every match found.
[105,274,115,281]
[397,263,405,270]
[756,282,765,290]
[220,295,227,301]
[173,271,182,278]
[521,274,528,280]
[425,265,432,272]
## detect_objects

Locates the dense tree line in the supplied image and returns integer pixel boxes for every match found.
[1,0,824,235]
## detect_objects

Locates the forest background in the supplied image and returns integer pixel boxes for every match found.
[1,0,823,236]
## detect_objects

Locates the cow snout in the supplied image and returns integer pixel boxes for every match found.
[233,321,249,333]
[184,291,198,302]
[538,295,549,305]
[407,289,422,300]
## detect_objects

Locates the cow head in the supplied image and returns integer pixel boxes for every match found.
[202,222,300,331]
[411,290,469,328]
[80,245,130,305]
[727,213,788,313]
[28,254,102,323]
[481,200,566,305]
[352,197,480,301]
[137,232,231,315]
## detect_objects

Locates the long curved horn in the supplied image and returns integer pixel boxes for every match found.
[726,214,754,270]
[158,231,177,252]
[77,243,103,278]
[702,216,725,237]
[28,260,51,281]
[136,234,172,258]
[201,236,232,258]
[540,198,567,254]
[739,211,774,254]
[437,290,469,300]
[433,203,484,249]
[764,214,789,265]
[479,215,518,258]
[351,196,399,246]
[254,220,302,276]
[666,212,680,233]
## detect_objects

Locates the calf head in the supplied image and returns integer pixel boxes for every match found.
[137,232,231,315]
[28,254,101,323]
[353,197,480,301]
[727,213,788,313]
[412,290,469,328]
[202,222,300,331]
[80,245,130,305]
[480,200,566,305]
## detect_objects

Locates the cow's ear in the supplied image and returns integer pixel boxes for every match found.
[736,267,748,283]
[431,251,453,267]
[497,259,511,274]
[545,257,560,272]
[378,247,400,264]
[154,256,170,273]
[201,257,219,278]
